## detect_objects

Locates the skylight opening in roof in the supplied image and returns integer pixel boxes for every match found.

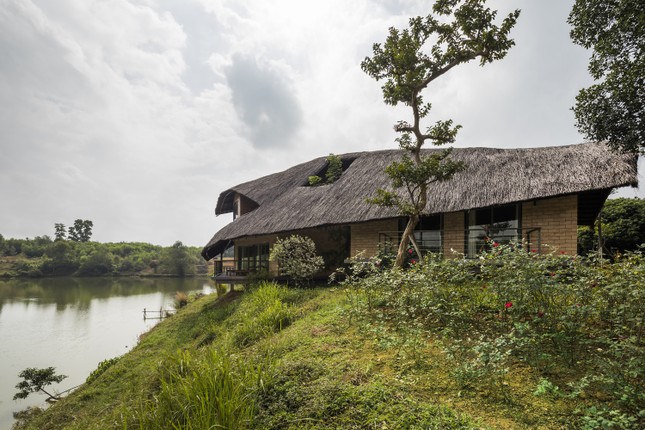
[306,155,356,186]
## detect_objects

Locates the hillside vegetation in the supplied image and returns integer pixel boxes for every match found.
[0,235,208,277]
[13,246,644,430]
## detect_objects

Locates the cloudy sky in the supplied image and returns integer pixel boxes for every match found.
[1,0,642,247]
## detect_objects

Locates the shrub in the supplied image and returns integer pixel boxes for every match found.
[270,235,324,286]
[86,356,121,384]
[77,249,114,276]
[174,292,189,309]
[341,243,645,427]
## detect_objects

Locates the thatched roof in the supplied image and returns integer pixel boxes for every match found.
[203,143,637,259]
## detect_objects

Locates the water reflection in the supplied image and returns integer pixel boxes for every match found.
[0,277,210,313]
[0,277,214,430]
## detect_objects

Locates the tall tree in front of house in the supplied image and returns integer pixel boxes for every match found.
[568,0,644,154]
[361,0,520,267]
[68,219,93,242]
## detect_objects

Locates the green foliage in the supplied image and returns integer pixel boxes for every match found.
[42,240,79,275]
[341,245,645,427]
[361,0,519,266]
[568,0,644,154]
[160,241,197,277]
[325,153,343,183]
[269,235,324,286]
[68,219,93,242]
[14,260,44,278]
[14,367,67,400]
[307,153,343,186]
[130,349,269,430]
[307,175,322,186]
[54,223,66,241]
[86,357,121,384]
[578,198,645,255]
[22,236,52,258]
[0,235,204,278]
[231,281,296,347]
[367,150,465,216]
[77,248,114,276]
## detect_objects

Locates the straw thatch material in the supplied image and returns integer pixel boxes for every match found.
[203,143,637,259]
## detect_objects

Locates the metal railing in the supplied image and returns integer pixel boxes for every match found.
[379,227,542,258]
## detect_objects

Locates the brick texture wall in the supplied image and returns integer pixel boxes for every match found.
[350,219,399,257]
[522,195,578,254]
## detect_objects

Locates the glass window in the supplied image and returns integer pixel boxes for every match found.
[414,215,442,254]
[467,204,519,257]
[237,243,269,272]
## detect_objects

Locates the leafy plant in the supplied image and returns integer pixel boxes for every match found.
[270,235,324,286]
[308,175,322,186]
[325,153,343,183]
[86,357,121,384]
[14,367,68,401]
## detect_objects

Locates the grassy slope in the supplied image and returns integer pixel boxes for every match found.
[14,286,577,430]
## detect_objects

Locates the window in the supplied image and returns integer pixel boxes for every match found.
[237,243,269,272]
[467,204,520,257]
[395,215,442,254]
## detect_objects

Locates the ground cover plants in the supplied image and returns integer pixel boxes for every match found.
[339,244,645,429]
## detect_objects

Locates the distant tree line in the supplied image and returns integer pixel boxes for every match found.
[0,234,206,278]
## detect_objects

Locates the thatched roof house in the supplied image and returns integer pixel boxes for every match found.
[202,143,637,272]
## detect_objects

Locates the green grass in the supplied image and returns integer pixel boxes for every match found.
[13,270,640,430]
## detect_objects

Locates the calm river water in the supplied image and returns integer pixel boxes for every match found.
[0,277,215,430]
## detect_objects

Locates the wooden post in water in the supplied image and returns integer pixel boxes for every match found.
[143,308,147,320]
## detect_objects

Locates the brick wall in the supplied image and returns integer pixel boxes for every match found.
[350,219,399,257]
[522,195,578,254]
[443,211,465,257]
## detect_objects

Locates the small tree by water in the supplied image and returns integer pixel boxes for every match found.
[14,367,67,401]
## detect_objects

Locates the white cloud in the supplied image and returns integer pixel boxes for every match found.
[0,0,639,247]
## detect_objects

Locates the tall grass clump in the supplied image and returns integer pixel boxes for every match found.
[340,244,645,428]
[125,349,271,430]
[231,281,296,347]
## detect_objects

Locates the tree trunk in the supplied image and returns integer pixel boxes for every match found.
[395,215,420,267]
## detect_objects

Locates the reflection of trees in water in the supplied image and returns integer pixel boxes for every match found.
[0,278,214,314]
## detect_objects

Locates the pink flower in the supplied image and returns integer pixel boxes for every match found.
[410,259,417,264]
[493,242,500,247]
[407,248,413,255]
[504,301,513,309]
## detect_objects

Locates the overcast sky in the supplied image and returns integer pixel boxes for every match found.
[1,0,642,247]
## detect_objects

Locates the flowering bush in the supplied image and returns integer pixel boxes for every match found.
[340,243,645,428]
